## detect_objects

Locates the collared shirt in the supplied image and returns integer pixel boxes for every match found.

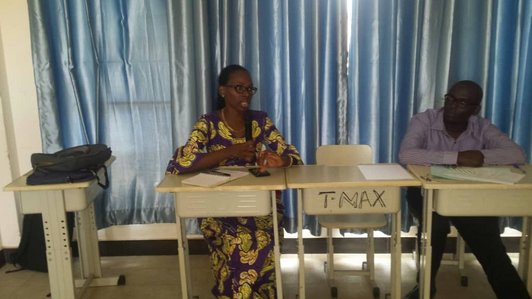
[399,108,526,165]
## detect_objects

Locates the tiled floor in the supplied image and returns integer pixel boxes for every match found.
[0,252,516,299]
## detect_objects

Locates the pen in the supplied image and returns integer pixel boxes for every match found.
[420,175,432,182]
[202,170,231,177]
[259,143,268,168]
[513,164,526,174]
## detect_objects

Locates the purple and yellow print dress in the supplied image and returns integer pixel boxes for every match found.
[166,110,302,299]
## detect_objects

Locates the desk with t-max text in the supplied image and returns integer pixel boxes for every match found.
[286,164,421,299]
[407,164,532,299]
[155,167,286,299]
[3,159,123,299]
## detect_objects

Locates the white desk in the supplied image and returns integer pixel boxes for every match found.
[155,167,287,299]
[3,160,123,299]
[286,164,421,299]
[408,164,532,299]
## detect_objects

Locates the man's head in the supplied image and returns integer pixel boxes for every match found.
[443,80,483,125]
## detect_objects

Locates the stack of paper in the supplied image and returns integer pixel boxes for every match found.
[358,164,414,180]
[430,166,525,184]
[181,169,249,187]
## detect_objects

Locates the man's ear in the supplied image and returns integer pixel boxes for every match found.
[218,86,224,97]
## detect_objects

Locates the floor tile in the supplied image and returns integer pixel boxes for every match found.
[0,252,518,298]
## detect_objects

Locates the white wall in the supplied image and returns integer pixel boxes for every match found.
[0,0,42,249]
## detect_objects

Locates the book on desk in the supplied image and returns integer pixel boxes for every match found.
[181,169,249,187]
[430,165,526,184]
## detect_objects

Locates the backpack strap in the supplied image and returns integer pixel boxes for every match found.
[5,268,25,274]
[94,165,109,189]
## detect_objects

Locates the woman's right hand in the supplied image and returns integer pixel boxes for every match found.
[229,141,256,161]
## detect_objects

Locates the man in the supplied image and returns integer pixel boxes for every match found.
[399,80,530,299]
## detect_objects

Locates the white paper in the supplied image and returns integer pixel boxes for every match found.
[431,166,525,185]
[358,164,414,180]
[181,169,249,187]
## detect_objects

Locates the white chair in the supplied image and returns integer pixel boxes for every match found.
[442,230,468,286]
[316,144,387,298]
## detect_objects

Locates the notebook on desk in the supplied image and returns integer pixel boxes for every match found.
[430,165,525,185]
[181,169,249,187]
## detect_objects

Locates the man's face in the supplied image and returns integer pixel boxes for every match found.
[443,86,481,124]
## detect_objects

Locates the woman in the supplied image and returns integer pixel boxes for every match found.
[166,64,302,298]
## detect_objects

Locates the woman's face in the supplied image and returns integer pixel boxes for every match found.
[219,70,256,112]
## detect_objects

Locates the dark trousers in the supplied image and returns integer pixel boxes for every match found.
[406,187,530,299]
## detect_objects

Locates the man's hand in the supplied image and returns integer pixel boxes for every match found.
[457,150,484,167]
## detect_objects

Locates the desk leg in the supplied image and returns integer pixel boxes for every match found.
[271,191,283,299]
[74,203,123,289]
[175,194,192,299]
[519,216,532,293]
[419,189,433,299]
[390,210,401,299]
[76,203,102,279]
[297,189,305,299]
[42,190,76,299]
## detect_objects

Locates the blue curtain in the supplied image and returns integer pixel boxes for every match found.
[28,0,532,234]
[28,0,176,227]
[344,0,532,230]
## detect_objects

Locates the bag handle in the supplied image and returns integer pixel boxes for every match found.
[92,165,110,189]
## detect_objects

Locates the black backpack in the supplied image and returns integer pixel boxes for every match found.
[26,144,112,188]
[8,213,74,273]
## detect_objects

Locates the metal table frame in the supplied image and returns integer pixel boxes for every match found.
[4,160,122,299]
[155,167,287,299]
[408,164,532,299]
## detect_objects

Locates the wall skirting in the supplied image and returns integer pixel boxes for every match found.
[93,236,521,257]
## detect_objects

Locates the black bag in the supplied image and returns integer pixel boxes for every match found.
[26,144,111,188]
[30,144,111,172]
[8,213,75,273]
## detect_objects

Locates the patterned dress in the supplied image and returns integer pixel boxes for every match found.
[166,110,302,299]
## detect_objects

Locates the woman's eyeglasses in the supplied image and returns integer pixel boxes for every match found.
[444,94,479,108]
[225,84,258,95]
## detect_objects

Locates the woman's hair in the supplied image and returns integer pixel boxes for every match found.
[216,64,249,110]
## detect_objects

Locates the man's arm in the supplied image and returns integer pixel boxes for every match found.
[480,123,526,165]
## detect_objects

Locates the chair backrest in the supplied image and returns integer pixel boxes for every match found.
[315,144,373,166]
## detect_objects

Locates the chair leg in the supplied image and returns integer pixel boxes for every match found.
[368,229,375,282]
[414,224,421,271]
[439,231,469,287]
[326,227,334,282]
[457,234,468,286]
[457,234,465,271]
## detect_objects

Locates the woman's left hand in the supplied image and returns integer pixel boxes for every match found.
[257,151,288,171]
